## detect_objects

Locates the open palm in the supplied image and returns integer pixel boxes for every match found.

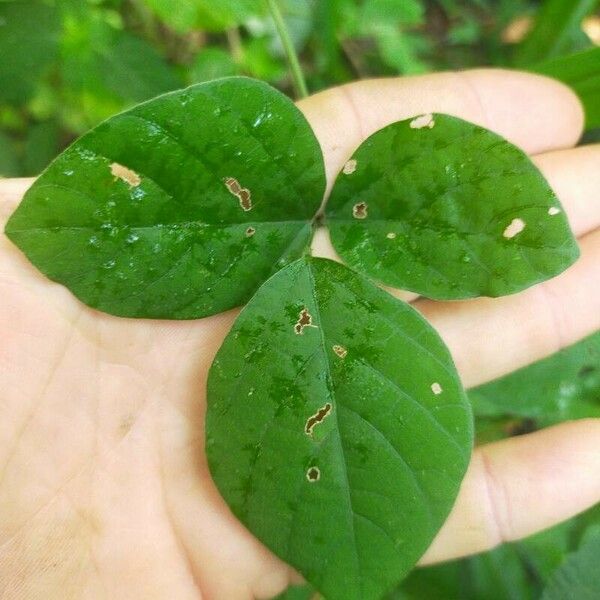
[1,69,600,600]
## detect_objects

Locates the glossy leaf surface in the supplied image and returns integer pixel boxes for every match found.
[326,113,579,300]
[206,257,472,600]
[5,78,325,319]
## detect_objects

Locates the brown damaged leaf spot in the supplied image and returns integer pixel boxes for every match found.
[245,226,256,237]
[238,189,252,211]
[306,466,321,482]
[110,162,141,187]
[224,177,242,195]
[352,202,368,219]
[294,308,317,335]
[224,177,253,211]
[305,402,332,436]
[333,345,347,359]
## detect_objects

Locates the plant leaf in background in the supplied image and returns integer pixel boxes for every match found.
[4,78,326,318]
[392,518,578,600]
[533,47,600,130]
[22,119,60,176]
[189,48,240,84]
[142,0,259,33]
[326,113,579,300]
[0,0,60,104]
[513,0,598,65]
[541,526,600,600]
[60,8,182,126]
[346,0,430,75]
[470,330,600,426]
[0,130,19,177]
[206,256,472,600]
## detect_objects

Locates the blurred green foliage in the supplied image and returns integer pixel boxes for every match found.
[1,0,599,177]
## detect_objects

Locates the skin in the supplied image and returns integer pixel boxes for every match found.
[0,69,599,599]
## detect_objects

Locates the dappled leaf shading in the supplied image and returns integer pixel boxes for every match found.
[206,257,472,600]
[326,114,579,300]
[5,78,325,318]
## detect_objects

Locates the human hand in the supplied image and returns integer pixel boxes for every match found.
[1,69,599,599]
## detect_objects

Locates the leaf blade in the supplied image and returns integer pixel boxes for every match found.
[325,113,579,300]
[206,257,473,599]
[5,78,326,319]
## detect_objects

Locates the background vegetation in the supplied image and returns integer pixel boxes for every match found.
[1,1,599,598]
[1,0,599,178]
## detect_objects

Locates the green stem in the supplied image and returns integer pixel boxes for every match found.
[265,0,309,98]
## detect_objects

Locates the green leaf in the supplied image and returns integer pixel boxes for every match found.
[0,130,20,177]
[325,113,579,300]
[470,330,600,426]
[60,9,182,124]
[206,256,473,600]
[23,120,60,176]
[189,48,239,84]
[0,1,60,104]
[242,37,287,82]
[360,0,425,27]
[5,78,326,319]
[532,48,600,130]
[513,0,598,66]
[394,519,575,600]
[542,527,600,600]
[396,544,536,600]
[142,0,259,33]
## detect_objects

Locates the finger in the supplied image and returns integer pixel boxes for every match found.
[0,178,33,226]
[298,69,584,191]
[417,226,600,388]
[420,419,600,565]
[532,144,600,239]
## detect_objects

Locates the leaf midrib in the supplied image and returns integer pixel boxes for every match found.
[6,219,310,235]
[305,259,363,597]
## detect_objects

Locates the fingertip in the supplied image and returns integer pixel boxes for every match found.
[420,419,600,566]
[461,69,584,154]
